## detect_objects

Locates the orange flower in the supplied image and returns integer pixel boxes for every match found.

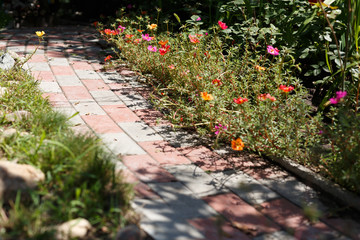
[279,85,294,93]
[104,55,113,62]
[158,40,169,46]
[231,138,244,151]
[148,24,157,30]
[125,34,134,39]
[233,97,248,104]
[201,92,214,101]
[137,29,144,33]
[255,65,266,71]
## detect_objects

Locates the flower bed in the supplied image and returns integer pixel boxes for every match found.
[96,3,360,195]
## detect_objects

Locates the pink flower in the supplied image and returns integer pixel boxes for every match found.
[267,45,280,55]
[147,45,157,52]
[258,93,276,102]
[168,64,175,70]
[214,124,227,135]
[196,17,201,21]
[142,34,154,41]
[330,91,347,104]
[218,21,228,30]
[189,34,200,44]
[118,25,126,33]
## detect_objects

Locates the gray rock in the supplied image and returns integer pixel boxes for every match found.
[56,218,92,240]
[7,50,25,64]
[0,161,45,202]
[115,224,145,240]
[5,110,31,122]
[0,53,15,70]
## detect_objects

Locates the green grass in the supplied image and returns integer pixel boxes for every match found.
[0,65,134,239]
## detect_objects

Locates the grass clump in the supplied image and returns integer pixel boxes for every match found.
[0,65,133,239]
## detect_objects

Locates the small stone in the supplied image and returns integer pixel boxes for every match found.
[115,224,145,240]
[120,70,136,76]
[2,128,17,139]
[0,53,15,70]
[5,110,31,122]
[0,87,8,98]
[56,218,92,240]
[0,161,45,202]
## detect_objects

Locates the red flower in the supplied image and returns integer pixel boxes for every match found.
[279,85,294,93]
[159,45,170,55]
[218,21,228,30]
[104,55,113,62]
[212,79,222,86]
[104,29,118,35]
[233,97,248,104]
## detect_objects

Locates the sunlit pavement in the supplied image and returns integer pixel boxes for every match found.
[1,26,360,240]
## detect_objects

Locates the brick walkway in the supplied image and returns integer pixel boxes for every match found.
[1,26,360,240]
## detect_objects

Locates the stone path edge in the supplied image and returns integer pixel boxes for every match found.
[267,154,360,212]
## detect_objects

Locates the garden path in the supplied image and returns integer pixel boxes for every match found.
[1,26,360,240]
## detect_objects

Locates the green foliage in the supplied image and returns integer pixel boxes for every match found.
[0,66,133,238]
[314,105,360,193]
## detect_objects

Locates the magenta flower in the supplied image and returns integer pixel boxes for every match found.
[147,45,157,52]
[196,17,201,21]
[118,25,126,33]
[214,124,227,135]
[329,91,347,104]
[142,34,154,41]
[267,45,280,55]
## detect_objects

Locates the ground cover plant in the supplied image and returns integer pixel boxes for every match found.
[0,43,133,239]
[97,0,360,194]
